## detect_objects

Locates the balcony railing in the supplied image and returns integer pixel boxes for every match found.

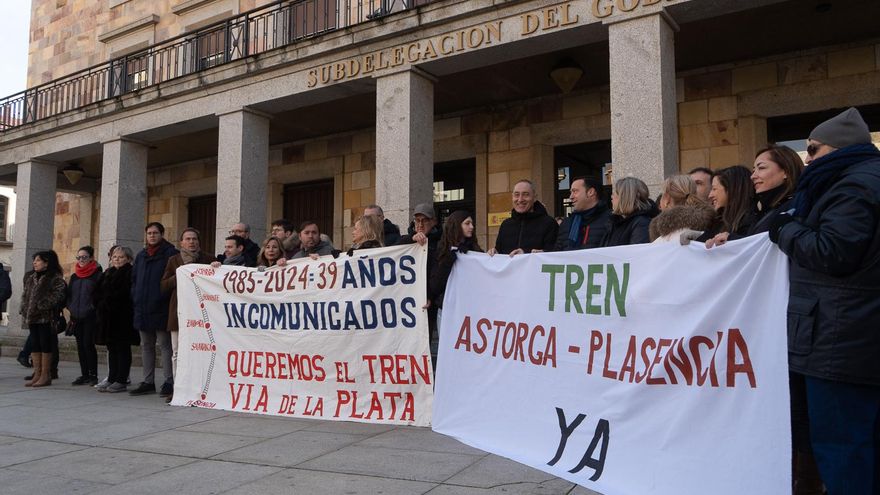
[0,0,434,133]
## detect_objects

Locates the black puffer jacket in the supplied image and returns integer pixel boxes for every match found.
[67,266,102,320]
[494,201,558,254]
[555,202,611,251]
[776,146,880,385]
[602,202,659,247]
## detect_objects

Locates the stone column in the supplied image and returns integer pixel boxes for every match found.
[607,12,679,194]
[99,138,148,260]
[375,68,435,229]
[216,108,270,254]
[8,160,57,332]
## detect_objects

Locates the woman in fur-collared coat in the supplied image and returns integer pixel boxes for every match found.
[20,251,66,387]
[95,246,140,393]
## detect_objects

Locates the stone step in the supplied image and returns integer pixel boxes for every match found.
[0,334,167,368]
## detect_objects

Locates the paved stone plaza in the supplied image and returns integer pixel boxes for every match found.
[0,357,600,494]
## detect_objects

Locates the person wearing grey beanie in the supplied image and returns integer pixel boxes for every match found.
[766,106,880,494]
[806,107,872,155]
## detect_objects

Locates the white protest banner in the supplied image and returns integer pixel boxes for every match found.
[172,244,433,426]
[433,234,790,494]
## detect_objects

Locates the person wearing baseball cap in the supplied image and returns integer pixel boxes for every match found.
[769,107,880,493]
[397,203,443,364]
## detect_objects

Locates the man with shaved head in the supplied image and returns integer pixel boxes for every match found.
[489,179,558,256]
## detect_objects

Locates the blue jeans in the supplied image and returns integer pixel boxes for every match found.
[804,375,880,495]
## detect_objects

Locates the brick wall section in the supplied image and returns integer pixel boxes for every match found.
[53,192,87,274]
[27,0,275,87]
[678,41,880,172]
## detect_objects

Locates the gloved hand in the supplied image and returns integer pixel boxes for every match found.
[679,229,704,246]
[768,212,795,244]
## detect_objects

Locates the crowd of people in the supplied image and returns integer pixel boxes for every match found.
[12,107,879,495]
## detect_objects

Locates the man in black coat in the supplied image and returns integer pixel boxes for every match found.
[556,176,610,251]
[769,107,880,494]
[490,179,558,256]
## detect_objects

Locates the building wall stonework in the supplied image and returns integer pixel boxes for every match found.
[678,40,880,171]
[53,192,96,274]
[43,39,880,257]
[27,0,274,87]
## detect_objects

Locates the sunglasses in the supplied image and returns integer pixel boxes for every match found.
[75,255,90,261]
[806,143,823,157]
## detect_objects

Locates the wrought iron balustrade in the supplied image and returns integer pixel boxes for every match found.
[0,0,435,134]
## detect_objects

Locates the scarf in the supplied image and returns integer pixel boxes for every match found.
[568,204,603,244]
[74,260,98,278]
[755,184,787,213]
[223,254,246,266]
[793,143,880,215]
[146,240,165,257]
[180,249,199,264]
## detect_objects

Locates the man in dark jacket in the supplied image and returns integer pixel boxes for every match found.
[130,222,179,396]
[160,228,215,402]
[364,204,401,246]
[396,203,442,365]
[490,179,558,255]
[220,235,248,266]
[769,107,880,494]
[556,177,611,250]
[219,223,259,267]
[290,221,337,259]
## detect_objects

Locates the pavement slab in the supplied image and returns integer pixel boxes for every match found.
[0,468,111,494]
[0,438,88,467]
[88,459,281,495]
[299,444,485,482]
[106,429,266,458]
[6,446,197,484]
[357,426,487,455]
[225,467,438,495]
[176,413,315,438]
[0,356,600,494]
[214,429,367,467]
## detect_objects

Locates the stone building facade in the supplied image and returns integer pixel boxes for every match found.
[2,0,880,333]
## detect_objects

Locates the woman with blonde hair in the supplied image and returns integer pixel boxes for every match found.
[257,237,286,268]
[650,175,715,242]
[346,215,384,256]
[602,177,658,247]
[658,174,703,210]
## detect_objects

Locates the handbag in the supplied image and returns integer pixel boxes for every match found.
[64,319,76,337]
[53,313,68,335]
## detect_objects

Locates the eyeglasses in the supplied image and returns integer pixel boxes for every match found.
[806,143,823,157]
[75,255,90,261]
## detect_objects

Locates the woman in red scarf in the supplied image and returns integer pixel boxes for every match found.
[66,246,102,385]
